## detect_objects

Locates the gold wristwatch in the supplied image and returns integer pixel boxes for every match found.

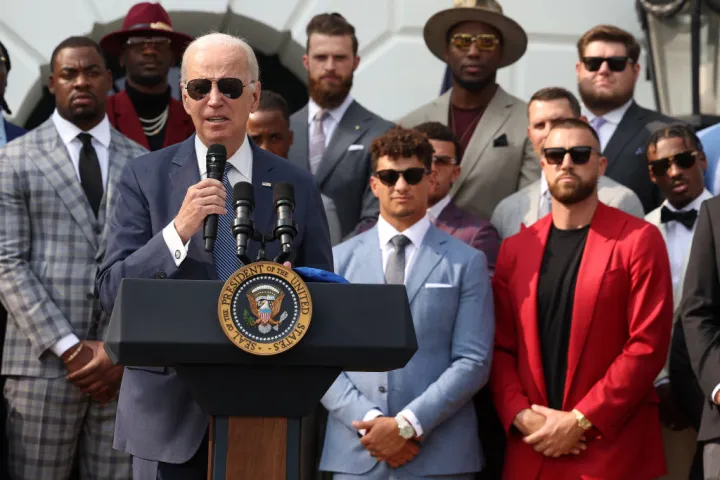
[572,409,592,430]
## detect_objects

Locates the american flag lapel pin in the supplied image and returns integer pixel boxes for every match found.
[262,182,272,188]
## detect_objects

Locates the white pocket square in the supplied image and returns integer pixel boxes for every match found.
[424,283,453,288]
[348,144,364,151]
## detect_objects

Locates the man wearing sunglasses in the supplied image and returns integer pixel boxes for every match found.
[97,33,333,480]
[321,126,493,479]
[645,125,711,480]
[101,2,195,151]
[491,87,644,240]
[492,118,673,480]
[401,0,538,222]
[576,25,676,214]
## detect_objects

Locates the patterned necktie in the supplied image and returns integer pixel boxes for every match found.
[385,235,411,285]
[309,109,327,174]
[214,164,241,281]
[591,116,607,134]
[77,133,103,217]
[660,206,698,230]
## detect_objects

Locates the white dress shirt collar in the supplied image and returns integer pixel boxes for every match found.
[52,109,111,148]
[377,213,431,251]
[428,195,452,221]
[663,188,712,213]
[308,94,354,125]
[194,135,253,181]
[583,99,633,127]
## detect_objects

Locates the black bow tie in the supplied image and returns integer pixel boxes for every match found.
[660,206,697,230]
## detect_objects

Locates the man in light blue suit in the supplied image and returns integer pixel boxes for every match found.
[698,122,720,194]
[320,126,494,479]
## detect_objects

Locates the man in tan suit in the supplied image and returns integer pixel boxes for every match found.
[401,0,539,220]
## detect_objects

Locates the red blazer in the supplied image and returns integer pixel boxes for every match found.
[490,202,672,480]
[106,91,195,150]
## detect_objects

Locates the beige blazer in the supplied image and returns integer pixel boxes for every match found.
[400,87,540,220]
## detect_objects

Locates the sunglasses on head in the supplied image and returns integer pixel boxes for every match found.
[543,146,599,165]
[450,33,499,52]
[582,56,632,72]
[184,78,254,101]
[374,168,427,187]
[648,151,700,177]
[432,155,457,166]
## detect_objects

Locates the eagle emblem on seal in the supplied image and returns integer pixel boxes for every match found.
[245,285,288,334]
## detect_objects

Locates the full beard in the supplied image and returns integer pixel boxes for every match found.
[579,81,634,112]
[308,74,353,109]
[129,72,167,88]
[549,174,597,205]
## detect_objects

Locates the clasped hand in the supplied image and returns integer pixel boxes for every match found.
[65,341,123,404]
[352,417,420,468]
[516,405,587,458]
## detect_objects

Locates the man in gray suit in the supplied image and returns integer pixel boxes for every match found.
[491,87,643,239]
[0,37,146,479]
[321,127,494,479]
[288,13,393,239]
[401,0,539,220]
[577,25,675,213]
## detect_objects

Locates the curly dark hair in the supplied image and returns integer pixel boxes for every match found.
[370,127,434,171]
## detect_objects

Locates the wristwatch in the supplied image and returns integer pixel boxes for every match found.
[572,409,592,431]
[395,414,415,439]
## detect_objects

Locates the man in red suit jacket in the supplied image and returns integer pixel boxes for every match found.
[491,118,673,480]
[101,3,195,151]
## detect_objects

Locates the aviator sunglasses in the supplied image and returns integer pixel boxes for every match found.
[374,168,427,187]
[648,151,700,177]
[184,78,255,101]
[542,146,599,165]
[450,33,499,52]
[582,56,632,72]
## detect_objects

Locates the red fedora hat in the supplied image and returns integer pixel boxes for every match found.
[99,2,194,59]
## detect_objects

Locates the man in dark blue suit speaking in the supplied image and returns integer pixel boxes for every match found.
[97,32,333,480]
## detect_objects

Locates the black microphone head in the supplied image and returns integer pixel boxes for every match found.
[233,181,254,206]
[273,182,295,204]
[207,144,227,158]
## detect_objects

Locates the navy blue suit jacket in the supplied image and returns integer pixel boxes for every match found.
[4,119,26,143]
[95,135,333,464]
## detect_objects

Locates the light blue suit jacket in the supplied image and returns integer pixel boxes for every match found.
[320,224,494,476]
[699,122,720,194]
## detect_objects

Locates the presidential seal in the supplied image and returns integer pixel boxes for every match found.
[218,261,312,356]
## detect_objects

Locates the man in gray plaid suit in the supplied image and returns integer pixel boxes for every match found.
[0,37,147,480]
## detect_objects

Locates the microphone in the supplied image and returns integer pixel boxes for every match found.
[231,182,255,265]
[273,182,298,263]
[203,144,227,252]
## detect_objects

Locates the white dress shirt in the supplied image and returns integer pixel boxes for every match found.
[307,94,354,147]
[428,194,452,222]
[162,135,253,266]
[360,214,432,438]
[583,99,633,152]
[50,110,112,357]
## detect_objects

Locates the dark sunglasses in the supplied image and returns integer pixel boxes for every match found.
[184,78,255,100]
[374,168,427,186]
[582,56,632,72]
[648,151,700,177]
[543,146,599,165]
[432,155,457,166]
[450,33,499,52]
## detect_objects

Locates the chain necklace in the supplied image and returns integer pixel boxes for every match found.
[139,107,169,136]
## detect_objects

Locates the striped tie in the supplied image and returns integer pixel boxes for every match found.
[309,109,327,174]
[214,164,241,281]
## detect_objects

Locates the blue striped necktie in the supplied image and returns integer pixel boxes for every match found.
[214,164,241,281]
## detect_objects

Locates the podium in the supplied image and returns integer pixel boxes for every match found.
[105,278,417,480]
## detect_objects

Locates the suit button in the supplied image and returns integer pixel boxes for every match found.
[379,386,387,393]
[154,272,167,279]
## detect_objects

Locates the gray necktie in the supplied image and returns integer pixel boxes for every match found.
[385,235,411,285]
[309,109,327,174]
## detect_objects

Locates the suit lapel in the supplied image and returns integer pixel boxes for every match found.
[288,105,310,171]
[168,136,215,277]
[251,143,282,235]
[603,102,645,174]
[452,87,513,196]
[96,131,129,260]
[315,101,371,187]
[357,228,386,285]
[523,182,541,227]
[563,204,618,405]
[405,226,447,304]
[29,122,98,249]
[112,91,150,150]
[435,202,461,236]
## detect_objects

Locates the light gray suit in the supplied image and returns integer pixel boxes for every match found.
[490,175,645,239]
[400,87,540,220]
[321,224,494,478]
[0,118,147,479]
[288,100,394,240]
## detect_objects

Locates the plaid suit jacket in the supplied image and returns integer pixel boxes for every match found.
[0,118,147,377]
